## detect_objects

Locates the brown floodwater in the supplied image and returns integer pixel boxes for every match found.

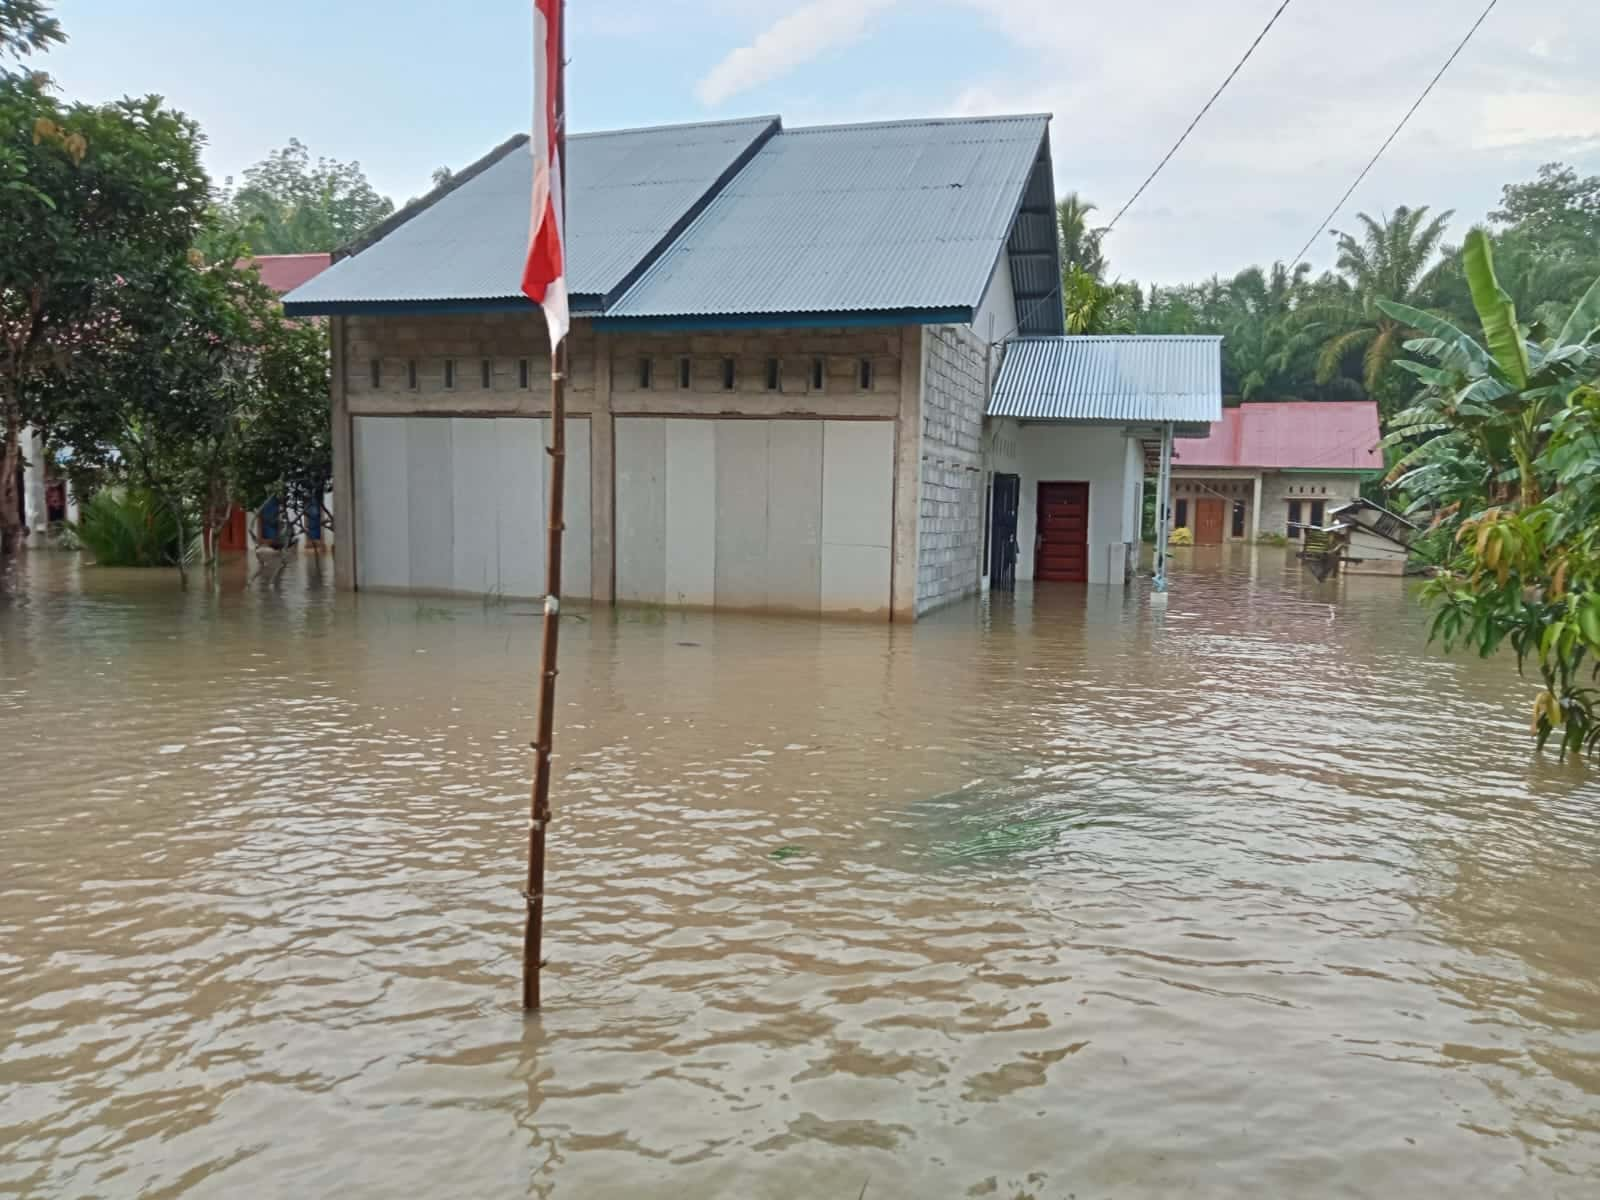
[3,546,1600,1199]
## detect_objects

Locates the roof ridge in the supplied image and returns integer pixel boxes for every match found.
[571,114,780,139]
[784,112,1051,136]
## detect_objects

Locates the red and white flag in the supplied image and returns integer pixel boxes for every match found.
[521,0,567,349]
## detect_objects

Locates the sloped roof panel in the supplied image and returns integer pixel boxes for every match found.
[989,336,1223,423]
[606,115,1051,320]
[283,116,778,311]
[1176,400,1382,470]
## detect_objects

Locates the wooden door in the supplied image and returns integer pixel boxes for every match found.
[1194,497,1225,545]
[1036,481,1089,582]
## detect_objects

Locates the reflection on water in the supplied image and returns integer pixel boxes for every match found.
[3,546,1600,1198]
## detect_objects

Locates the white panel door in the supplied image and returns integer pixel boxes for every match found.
[353,417,411,590]
[495,419,546,599]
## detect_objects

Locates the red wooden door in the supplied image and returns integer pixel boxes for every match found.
[1036,482,1089,582]
[1194,497,1225,545]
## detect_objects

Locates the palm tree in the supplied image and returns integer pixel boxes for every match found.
[1057,193,1106,279]
[1308,205,1455,404]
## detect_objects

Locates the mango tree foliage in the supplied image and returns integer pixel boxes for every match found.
[0,73,207,552]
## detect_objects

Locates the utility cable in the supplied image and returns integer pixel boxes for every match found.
[1105,0,1296,233]
[1287,0,1500,267]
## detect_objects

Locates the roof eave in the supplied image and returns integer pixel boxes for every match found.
[590,306,973,333]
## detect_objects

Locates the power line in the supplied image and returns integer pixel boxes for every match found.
[1105,0,1296,233]
[1287,0,1500,267]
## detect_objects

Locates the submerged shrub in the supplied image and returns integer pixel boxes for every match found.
[71,489,182,567]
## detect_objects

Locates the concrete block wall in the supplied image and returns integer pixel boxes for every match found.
[1260,472,1364,537]
[603,326,902,417]
[342,312,597,416]
[917,324,988,613]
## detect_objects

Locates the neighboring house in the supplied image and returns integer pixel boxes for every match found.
[283,112,1218,619]
[250,253,333,295]
[1165,400,1383,543]
[985,335,1221,586]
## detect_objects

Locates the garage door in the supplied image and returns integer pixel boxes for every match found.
[614,418,893,616]
[352,416,590,598]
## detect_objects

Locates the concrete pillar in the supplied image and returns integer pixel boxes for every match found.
[891,325,924,622]
[1250,472,1263,542]
[329,316,357,590]
[1153,422,1174,593]
[23,427,46,533]
[589,335,614,605]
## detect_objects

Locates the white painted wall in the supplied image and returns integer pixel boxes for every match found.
[614,416,894,616]
[1014,424,1141,585]
[352,415,591,598]
[972,256,1019,348]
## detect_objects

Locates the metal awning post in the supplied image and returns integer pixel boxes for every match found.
[1153,421,1174,593]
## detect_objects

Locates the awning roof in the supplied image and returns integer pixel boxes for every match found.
[988,335,1223,424]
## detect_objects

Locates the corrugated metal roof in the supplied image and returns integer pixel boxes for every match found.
[607,115,1051,321]
[989,336,1223,423]
[1175,400,1382,470]
[283,116,778,311]
[246,253,332,296]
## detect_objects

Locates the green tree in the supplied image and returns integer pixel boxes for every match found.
[1382,230,1600,753]
[0,0,62,74]
[1,75,208,554]
[1057,192,1106,279]
[1307,206,1455,410]
[214,138,394,254]
[50,248,330,580]
[1491,163,1600,256]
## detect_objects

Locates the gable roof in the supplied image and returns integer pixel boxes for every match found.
[603,115,1056,329]
[1175,400,1382,472]
[281,113,1061,334]
[248,253,332,295]
[284,116,777,316]
[989,336,1223,424]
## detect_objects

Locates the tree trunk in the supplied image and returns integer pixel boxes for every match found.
[0,410,21,556]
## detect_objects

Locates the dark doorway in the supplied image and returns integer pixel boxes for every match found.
[989,472,1020,589]
[1036,481,1089,582]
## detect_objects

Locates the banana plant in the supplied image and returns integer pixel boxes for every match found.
[1383,231,1600,754]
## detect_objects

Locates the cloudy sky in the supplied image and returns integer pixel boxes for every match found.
[48,0,1600,284]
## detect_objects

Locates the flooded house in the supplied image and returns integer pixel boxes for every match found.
[283,112,1220,618]
[1163,399,1383,543]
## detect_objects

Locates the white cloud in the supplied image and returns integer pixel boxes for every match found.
[938,0,1600,283]
[695,0,898,106]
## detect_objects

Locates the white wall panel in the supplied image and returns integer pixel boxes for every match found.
[615,417,666,604]
[664,420,716,607]
[451,418,500,594]
[496,418,545,598]
[405,418,455,593]
[353,417,410,590]
[354,415,590,600]
[557,420,593,599]
[714,421,771,610]
[612,415,892,617]
[766,420,823,611]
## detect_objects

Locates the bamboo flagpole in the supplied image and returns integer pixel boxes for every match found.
[520,0,569,1012]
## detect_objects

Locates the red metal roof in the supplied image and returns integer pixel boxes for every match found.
[247,253,333,296]
[1175,400,1382,471]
